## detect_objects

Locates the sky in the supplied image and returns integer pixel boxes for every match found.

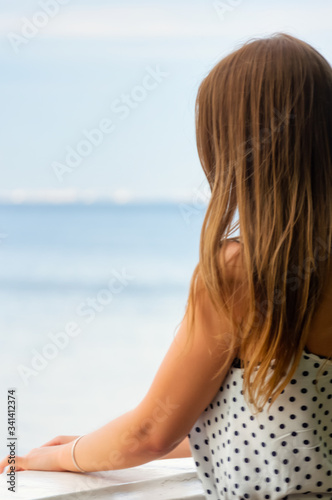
[0,0,332,202]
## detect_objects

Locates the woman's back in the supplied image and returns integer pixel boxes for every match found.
[188,247,332,498]
[188,346,332,499]
[185,32,332,499]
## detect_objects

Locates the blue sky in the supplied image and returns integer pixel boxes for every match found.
[1,0,331,202]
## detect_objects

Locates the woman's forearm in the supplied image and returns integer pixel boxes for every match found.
[58,408,170,472]
[157,436,192,460]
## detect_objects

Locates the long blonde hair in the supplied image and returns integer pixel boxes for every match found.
[185,33,332,411]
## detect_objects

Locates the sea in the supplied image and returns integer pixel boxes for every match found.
[0,201,205,455]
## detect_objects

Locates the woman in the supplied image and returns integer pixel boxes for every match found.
[1,33,332,499]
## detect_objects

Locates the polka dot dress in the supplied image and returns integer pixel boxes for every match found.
[188,349,332,499]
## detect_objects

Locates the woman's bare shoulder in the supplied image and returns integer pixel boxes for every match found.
[218,238,249,324]
[219,237,245,282]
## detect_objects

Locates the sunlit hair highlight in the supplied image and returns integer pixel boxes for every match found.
[184,33,332,412]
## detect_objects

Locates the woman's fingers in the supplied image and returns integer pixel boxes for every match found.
[40,435,79,447]
[0,454,26,474]
[0,454,11,473]
[1,445,65,473]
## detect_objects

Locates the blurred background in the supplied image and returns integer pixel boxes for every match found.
[0,0,331,455]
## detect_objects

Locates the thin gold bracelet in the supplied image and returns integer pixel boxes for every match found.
[71,435,86,473]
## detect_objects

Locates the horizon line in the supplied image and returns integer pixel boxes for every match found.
[0,189,210,206]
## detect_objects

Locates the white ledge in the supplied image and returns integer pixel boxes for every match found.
[0,457,205,500]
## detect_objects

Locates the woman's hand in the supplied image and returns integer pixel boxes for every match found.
[40,435,79,448]
[0,436,79,473]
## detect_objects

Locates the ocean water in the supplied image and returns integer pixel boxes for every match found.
[0,202,205,455]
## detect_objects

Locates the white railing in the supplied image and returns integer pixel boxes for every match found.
[0,457,205,500]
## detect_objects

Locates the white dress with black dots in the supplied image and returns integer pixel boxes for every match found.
[188,348,332,499]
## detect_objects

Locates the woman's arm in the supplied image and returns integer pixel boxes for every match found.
[57,291,238,473]
[157,436,192,460]
[0,244,245,473]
